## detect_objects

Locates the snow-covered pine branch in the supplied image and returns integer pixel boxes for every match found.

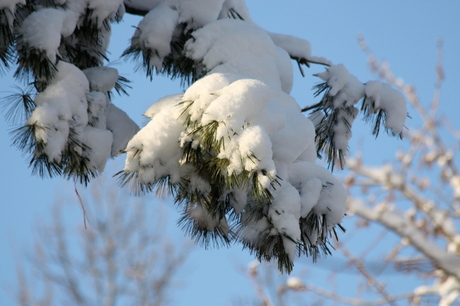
[305,64,407,170]
[1,0,138,183]
[1,0,408,273]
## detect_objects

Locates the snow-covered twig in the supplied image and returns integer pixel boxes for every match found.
[348,199,460,281]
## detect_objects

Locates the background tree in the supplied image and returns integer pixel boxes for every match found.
[1,0,407,273]
[14,176,192,306]
[244,40,460,306]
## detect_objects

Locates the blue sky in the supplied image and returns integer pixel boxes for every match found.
[1,1,460,305]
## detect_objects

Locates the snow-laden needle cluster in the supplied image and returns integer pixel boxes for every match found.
[1,0,138,183]
[0,0,407,272]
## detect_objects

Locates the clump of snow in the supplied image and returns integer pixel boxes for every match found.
[28,61,89,161]
[178,0,225,30]
[311,64,407,167]
[218,0,252,20]
[269,32,311,62]
[83,66,119,93]
[133,2,179,71]
[333,107,359,152]
[19,8,78,63]
[364,81,407,135]
[316,64,365,106]
[286,277,305,290]
[87,91,107,129]
[27,62,139,175]
[124,94,185,183]
[106,103,140,156]
[186,19,286,92]
[84,126,113,171]
[87,0,124,26]
[269,182,302,261]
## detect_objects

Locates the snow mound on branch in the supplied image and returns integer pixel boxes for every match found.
[178,0,225,30]
[186,19,291,92]
[121,19,347,273]
[13,0,124,84]
[124,0,318,91]
[26,62,138,180]
[18,8,78,64]
[364,81,407,135]
[310,64,407,168]
[28,61,90,162]
[133,2,179,71]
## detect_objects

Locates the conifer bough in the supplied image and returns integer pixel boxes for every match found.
[0,0,407,273]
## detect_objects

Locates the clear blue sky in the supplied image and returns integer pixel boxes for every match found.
[1,1,459,305]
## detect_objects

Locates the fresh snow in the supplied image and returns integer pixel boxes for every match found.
[27,61,138,174]
[133,2,179,71]
[364,81,407,134]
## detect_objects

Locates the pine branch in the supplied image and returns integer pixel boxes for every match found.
[0,8,16,72]
[14,41,58,85]
[228,8,244,20]
[1,86,35,124]
[123,2,149,17]
[113,75,132,96]
[178,204,233,249]
[238,208,295,274]
[60,24,108,70]
[122,23,205,85]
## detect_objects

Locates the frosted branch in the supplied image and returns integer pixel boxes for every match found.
[348,199,460,281]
